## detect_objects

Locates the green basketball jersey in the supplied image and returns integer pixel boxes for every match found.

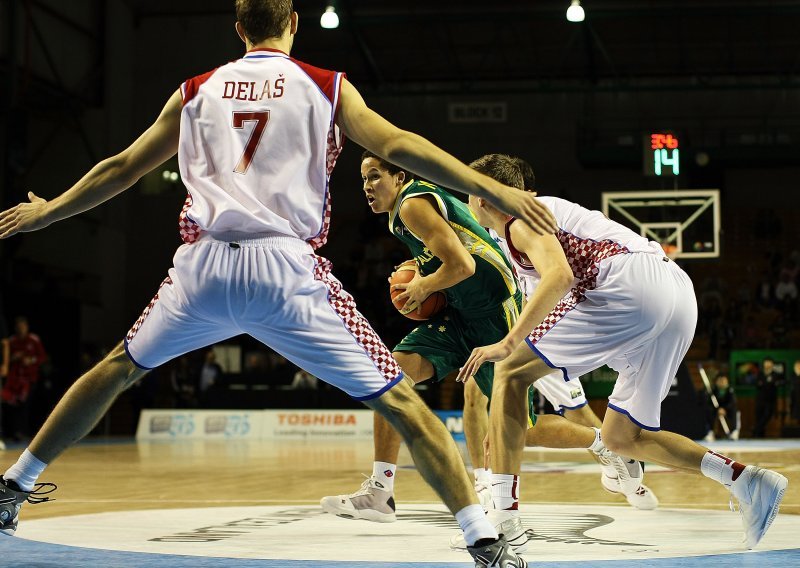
[388,179,518,318]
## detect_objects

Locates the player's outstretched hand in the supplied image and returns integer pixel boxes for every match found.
[0,192,51,239]
[491,186,557,235]
[457,340,514,383]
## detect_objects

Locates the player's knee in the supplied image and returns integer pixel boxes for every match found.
[464,380,488,408]
[100,342,148,390]
[495,359,535,386]
[372,388,429,444]
[600,427,638,455]
[370,379,419,422]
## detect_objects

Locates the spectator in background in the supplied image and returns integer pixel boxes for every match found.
[791,360,800,424]
[704,374,739,441]
[198,349,223,407]
[170,355,196,408]
[267,351,294,387]
[753,358,786,438]
[289,369,319,390]
[241,350,270,389]
[775,270,798,319]
[1,317,47,441]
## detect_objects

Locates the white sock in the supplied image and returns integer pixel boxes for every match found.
[588,428,604,452]
[372,461,396,492]
[700,450,746,489]
[491,473,519,511]
[456,504,498,546]
[473,467,492,484]
[4,449,47,492]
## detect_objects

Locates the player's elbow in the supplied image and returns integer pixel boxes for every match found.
[546,264,573,294]
[101,153,139,188]
[458,256,477,279]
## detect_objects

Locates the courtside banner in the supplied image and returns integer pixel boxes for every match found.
[261,409,374,439]
[136,410,262,440]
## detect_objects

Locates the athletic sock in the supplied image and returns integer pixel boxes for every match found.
[372,461,396,492]
[588,427,604,452]
[491,473,519,511]
[456,504,498,546]
[700,450,746,489]
[4,449,47,492]
[474,467,492,484]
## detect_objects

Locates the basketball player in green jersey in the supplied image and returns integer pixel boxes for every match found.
[320,152,640,551]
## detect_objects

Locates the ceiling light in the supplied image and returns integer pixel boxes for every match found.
[566,0,585,23]
[320,5,339,29]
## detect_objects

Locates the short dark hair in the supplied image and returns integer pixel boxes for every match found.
[361,151,408,177]
[512,156,536,190]
[469,154,524,190]
[235,0,293,44]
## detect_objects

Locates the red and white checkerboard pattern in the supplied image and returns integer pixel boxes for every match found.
[528,232,628,343]
[126,277,173,343]
[312,255,401,383]
[307,127,342,251]
[178,193,202,244]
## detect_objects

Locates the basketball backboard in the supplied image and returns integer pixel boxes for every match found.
[601,189,720,259]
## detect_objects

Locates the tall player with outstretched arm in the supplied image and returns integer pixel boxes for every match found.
[0,3,556,566]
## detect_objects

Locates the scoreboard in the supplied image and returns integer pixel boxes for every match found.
[644,132,680,176]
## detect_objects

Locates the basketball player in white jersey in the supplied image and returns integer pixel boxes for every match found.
[493,156,658,511]
[458,154,787,551]
[0,4,559,565]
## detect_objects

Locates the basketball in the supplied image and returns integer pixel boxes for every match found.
[389,261,447,321]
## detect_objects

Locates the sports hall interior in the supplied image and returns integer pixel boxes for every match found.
[0,1,798,567]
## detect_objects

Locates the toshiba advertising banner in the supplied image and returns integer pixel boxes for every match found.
[261,409,374,439]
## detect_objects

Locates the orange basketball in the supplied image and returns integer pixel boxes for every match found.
[389,261,447,321]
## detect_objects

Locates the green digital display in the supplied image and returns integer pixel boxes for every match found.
[644,133,680,176]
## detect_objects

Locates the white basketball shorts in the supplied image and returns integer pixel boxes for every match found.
[526,252,697,430]
[534,371,588,412]
[124,234,403,400]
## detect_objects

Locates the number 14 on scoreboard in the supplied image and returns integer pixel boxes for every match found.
[649,133,679,176]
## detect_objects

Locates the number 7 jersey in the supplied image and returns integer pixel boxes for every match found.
[177,47,345,249]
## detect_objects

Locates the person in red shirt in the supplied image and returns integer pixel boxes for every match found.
[2,317,47,440]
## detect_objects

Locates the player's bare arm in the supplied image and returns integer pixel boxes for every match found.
[457,221,572,381]
[391,195,476,312]
[0,90,182,239]
[336,78,557,235]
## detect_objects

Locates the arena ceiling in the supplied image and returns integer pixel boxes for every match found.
[123,0,800,93]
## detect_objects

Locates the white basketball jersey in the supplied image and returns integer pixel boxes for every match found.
[501,196,664,285]
[177,48,345,249]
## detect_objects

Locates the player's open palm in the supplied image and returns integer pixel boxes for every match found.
[457,340,514,383]
[0,192,51,239]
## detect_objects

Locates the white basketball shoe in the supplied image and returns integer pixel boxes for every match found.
[601,474,659,510]
[320,476,396,523]
[730,466,788,549]
[451,510,529,553]
[594,444,643,492]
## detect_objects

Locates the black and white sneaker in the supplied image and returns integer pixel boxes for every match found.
[0,475,57,536]
[467,535,528,568]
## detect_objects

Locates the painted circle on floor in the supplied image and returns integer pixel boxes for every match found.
[16,504,798,562]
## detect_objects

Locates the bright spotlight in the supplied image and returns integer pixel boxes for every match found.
[320,6,339,29]
[566,0,585,22]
